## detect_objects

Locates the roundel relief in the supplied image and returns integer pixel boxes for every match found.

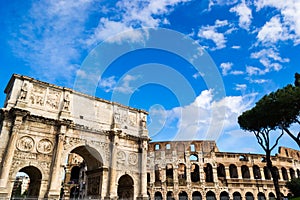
[128,153,138,165]
[17,136,34,152]
[37,139,53,154]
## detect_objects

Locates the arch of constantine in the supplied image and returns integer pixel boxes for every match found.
[0,74,149,199]
[0,74,299,200]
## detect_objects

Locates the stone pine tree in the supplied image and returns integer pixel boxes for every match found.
[238,95,284,200]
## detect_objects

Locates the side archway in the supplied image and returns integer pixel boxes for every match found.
[118,174,134,200]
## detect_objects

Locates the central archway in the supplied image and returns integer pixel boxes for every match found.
[118,174,134,200]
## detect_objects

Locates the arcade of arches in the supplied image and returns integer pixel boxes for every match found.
[0,75,300,200]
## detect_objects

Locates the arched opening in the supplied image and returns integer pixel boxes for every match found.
[253,165,261,179]
[70,166,80,184]
[63,145,103,199]
[206,191,216,200]
[178,163,187,186]
[290,168,295,179]
[192,191,202,200]
[241,165,250,179]
[155,164,161,186]
[297,169,300,178]
[118,174,134,200]
[191,164,200,182]
[167,191,174,200]
[11,166,42,199]
[258,192,266,200]
[155,191,162,200]
[220,191,229,200]
[281,167,288,180]
[190,154,198,161]
[204,163,213,182]
[147,173,150,185]
[217,164,226,179]
[233,192,241,200]
[272,166,280,179]
[229,164,238,178]
[178,191,188,200]
[166,164,174,186]
[268,192,275,200]
[264,166,271,180]
[245,192,254,200]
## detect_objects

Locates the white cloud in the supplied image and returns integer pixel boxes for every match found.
[198,20,233,50]
[220,62,233,76]
[235,84,247,91]
[256,16,290,45]
[255,0,300,45]
[231,45,241,49]
[246,66,265,76]
[87,0,190,44]
[98,74,141,94]
[9,0,96,83]
[151,89,256,141]
[230,0,252,30]
[250,48,289,74]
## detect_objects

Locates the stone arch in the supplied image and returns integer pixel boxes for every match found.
[258,192,266,200]
[220,191,229,200]
[166,164,174,186]
[118,174,134,200]
[206,191,216,200]
[245,192,254,200]
[264,166,271,180]
[191,163,200,182]
[167,191,174,200]
[154,191,163,200]
[217,163,226,178]
[253,165,261,179]
[192,191,202,200]
[204,163,214,182]
[65,145,104,198]
[268,192,275,200]
[229,164,238,178]
[178,163,187,185]
[290,168,295,179]
[281,167,288,180]
[11,166,42,199]
[178,191,188,200]
[241,165,250,179]
[233,192,241,200]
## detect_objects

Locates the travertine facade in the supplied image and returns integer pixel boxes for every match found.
[0,74,149,199]
[147,141,300,200]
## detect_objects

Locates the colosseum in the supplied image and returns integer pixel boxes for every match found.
[146,141,300,200]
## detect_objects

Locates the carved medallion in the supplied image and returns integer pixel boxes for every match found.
[128,153,138,165]
[37,139,53,154]
[17,136,34,152]
[117,151,126,164]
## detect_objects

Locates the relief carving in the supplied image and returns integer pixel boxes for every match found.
[30,86,46,106]
[63,93,70,111]
[128,153,138,165]
[63,136,82,150]
[19,82,28,101]
[114,107,128,124]
[17,136,35,152]
[46,90,61,109]
[15,151,37,160]
[117,150,126,167]
[128,112,137,126]
[37,139,53,154]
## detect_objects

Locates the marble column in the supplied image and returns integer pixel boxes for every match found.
[47,124,67,198]
[0,111,25,197]
[105,131,119,200]
[137,139,149,200]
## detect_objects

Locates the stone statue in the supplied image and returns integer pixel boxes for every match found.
[19,83,28,100]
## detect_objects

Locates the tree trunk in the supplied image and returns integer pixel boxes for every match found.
[266,152,281,200]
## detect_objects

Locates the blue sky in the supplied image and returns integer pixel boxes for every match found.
[1,0,299,154]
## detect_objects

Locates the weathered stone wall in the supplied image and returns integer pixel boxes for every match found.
[147,141,300,200]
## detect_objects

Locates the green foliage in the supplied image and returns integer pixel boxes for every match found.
[286,178,300,197]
